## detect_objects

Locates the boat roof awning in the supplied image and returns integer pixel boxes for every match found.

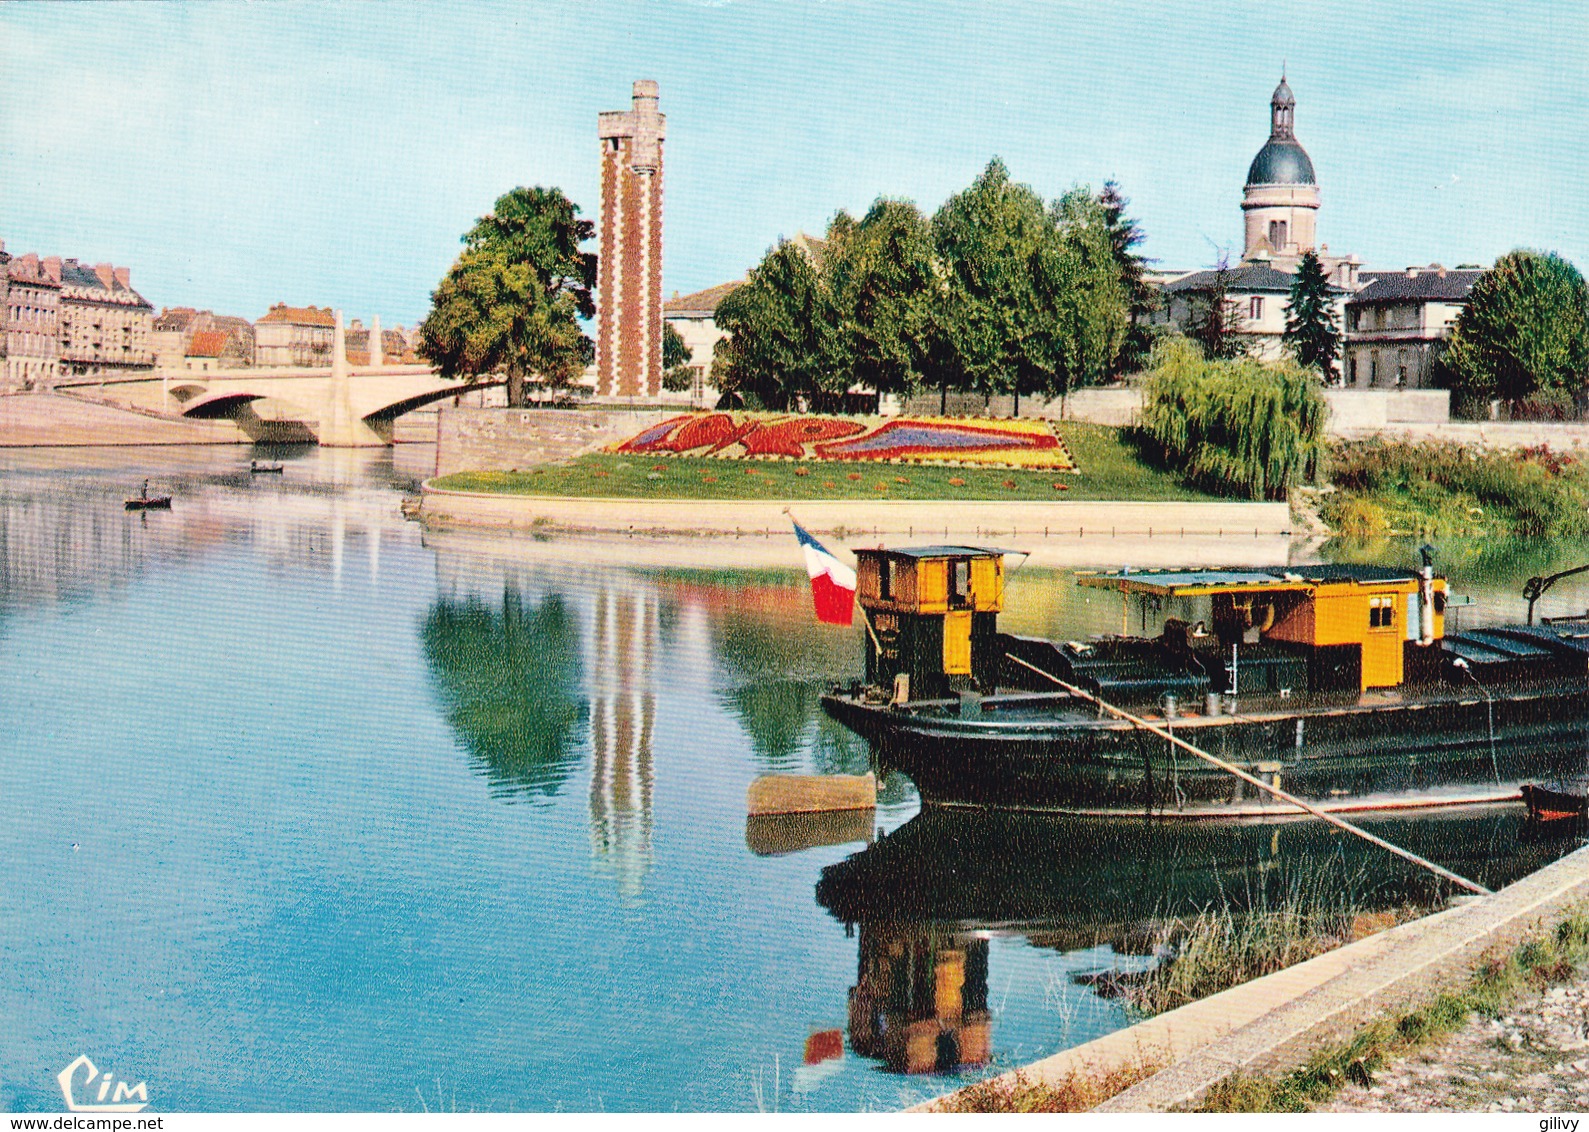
[855,545,1022,559]
[1079,564,1426,597]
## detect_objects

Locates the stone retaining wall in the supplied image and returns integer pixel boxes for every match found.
[434,405,673,476]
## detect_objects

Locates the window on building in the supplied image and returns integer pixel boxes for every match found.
[1349,357,1358,385]
[1268,220,1288,248]
[1249,297,1264,320]
[1370,354,1379,384]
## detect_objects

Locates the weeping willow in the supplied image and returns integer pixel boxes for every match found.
[1137,338,1328,501]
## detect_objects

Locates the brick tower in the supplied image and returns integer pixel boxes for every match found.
[596,80,666,399]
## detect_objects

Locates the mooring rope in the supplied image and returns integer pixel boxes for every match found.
[1004,651,1495,897]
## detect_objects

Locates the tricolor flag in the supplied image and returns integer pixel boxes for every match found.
[792,521,857,626]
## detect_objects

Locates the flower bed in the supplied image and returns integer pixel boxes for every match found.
[611,412,1077,471]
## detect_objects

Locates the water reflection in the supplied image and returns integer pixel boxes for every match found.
[817,806,1583,1077]
[420,590,586,803]
[588,588,659,899]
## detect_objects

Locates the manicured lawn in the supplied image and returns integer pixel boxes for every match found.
[432,422,1219,502]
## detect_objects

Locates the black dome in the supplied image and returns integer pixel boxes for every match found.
[1247,139,1315,186]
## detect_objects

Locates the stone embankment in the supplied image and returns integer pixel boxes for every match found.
[0,391,248,446]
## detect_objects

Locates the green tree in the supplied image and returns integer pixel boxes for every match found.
[1044,189,1130,407]
[661,323,694,393]
[1283,249,1341,382]
[1098,180,1158,376]
[712,239,845,410]
[826,198,937,401]
[1137,337,1326,501]
[930,158,1056,413]
[1444,250,1589,409]
[1187,257,1245,361]
[419,186,596,406]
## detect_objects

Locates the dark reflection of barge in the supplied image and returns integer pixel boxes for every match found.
[814,806,1582,1074]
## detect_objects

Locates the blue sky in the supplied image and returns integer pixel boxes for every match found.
[3,0,1585,326]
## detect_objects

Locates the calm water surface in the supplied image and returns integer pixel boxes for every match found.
[0,446,1584,1112]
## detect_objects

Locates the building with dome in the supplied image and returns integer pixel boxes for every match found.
[1154,75,1363,362]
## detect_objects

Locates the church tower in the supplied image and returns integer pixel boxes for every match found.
[1241,75,1321,265]
[596,80,666,399]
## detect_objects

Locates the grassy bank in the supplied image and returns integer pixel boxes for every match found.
[432,424,1216,502]
[1324,440,1589,539]
[1197,912,1589,1112]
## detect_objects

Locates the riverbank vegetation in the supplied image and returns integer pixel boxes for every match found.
[1117,899,1413,1019]
[1323,440,1589,539]
[1134,338,1327,501]
[431,423,1215,502]
[1197,913,1589,1112]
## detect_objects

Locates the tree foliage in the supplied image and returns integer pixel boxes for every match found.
[661,323,694,392]
[1098,179,1158,376]
[1137,337,1327,501]
[1444,250,1589,408]
[711,240,844,410]
[1284,250,1341,382]
[419,186,596,406]
[1186,257,1246,361]
[711,158,1135,414]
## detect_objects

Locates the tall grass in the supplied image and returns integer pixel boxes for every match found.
[1136,337,1327,501]
[1326,439,1589,538]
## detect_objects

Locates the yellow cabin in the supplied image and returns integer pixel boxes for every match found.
[1080,565,1447,693]
[855,547,1008,699]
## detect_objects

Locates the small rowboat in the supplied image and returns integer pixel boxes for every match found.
[250,461,285,474]
[1521,783,1588,823]
[125,480,171,511]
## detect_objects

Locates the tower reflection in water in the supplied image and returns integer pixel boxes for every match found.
[587,587,659,901]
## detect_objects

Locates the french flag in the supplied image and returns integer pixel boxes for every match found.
[792,521,857,626]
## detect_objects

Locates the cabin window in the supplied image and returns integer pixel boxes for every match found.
[878,559,893,602]
[950,559,969,604]
[1369,595,1395,629]
[1249,296,1264,321]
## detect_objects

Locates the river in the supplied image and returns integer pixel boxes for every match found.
[0,445,1584,1112]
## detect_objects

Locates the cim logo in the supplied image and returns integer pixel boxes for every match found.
[56,1054,150,1113]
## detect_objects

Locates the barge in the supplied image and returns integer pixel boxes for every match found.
[820,547,1589,815]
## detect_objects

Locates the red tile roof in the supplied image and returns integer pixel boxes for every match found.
[187,330,228,358]
[663,280,744,314]
[258,304,336,327]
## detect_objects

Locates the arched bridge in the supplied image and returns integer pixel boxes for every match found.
[62,364,497,447]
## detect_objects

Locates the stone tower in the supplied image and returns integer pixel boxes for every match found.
[596,80,666,400]
[1241,75,1321,265]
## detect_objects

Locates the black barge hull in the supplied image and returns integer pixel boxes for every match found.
[820,682,1589,814]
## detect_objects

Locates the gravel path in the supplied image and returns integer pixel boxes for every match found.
[1320,978,1589,1112]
